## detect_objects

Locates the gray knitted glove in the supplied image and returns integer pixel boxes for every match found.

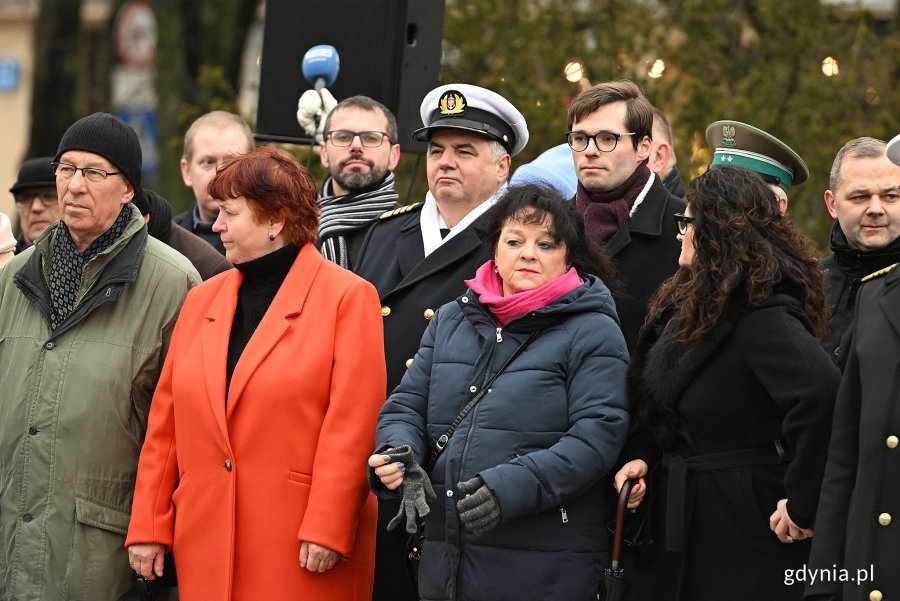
[457,476,501,535]
[385,445,436,534]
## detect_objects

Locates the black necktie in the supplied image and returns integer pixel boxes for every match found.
[440,228,450,239]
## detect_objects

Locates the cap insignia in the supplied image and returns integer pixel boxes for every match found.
[439,91,466,116]
[722,125,737,148]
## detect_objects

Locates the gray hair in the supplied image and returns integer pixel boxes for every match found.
[488,140,508,163]
[829,137,886,191]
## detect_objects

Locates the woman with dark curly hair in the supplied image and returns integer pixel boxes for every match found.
[613,166,840,601]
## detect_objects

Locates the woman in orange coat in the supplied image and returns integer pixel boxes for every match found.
[125,146,386,600]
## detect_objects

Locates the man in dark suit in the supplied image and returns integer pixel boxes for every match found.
[567,79,685,351]
[354,83,528,601]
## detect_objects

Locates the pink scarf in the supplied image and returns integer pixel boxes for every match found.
[465,261,584,327]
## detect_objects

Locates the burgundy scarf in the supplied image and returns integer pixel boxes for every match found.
[576,161,652,242]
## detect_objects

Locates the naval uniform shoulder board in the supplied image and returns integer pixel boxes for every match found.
[380,203,422,220]
[861,263,898,283]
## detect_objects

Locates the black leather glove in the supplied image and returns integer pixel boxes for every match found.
[457,475,501,535]
[384,445,437,534]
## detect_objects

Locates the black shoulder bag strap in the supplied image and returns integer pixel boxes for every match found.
[426,329,543,472]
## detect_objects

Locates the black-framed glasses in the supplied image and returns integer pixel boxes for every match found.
[325,130,391,148]
[674,213,696,235]
[14,190,58,207]
[565,130,636,153]
[52,161,123,183]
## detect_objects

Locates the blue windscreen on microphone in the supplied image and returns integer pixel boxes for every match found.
[302,45,340,87]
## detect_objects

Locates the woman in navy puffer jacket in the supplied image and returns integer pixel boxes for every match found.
[369,184,630,601]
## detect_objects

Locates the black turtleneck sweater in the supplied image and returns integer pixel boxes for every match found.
[821,221,900,364]
[226,244,301,395]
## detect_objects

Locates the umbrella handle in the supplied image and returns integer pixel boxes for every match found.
[611,476,640,568]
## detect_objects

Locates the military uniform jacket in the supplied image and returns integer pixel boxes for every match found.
[601,176,685,351]
[354,203,491,394]
[806,264,900,601]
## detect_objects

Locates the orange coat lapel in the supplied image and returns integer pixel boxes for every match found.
[201,271,242,443]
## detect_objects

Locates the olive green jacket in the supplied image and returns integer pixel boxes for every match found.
[0,204,200,600]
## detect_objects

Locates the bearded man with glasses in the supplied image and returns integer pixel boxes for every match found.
[0,112,200,600]
[9,156,60,254]
[567,79,685,351]
[316,95,401,270]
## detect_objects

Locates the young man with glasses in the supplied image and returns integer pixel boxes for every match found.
[0,112,199,600]
[567,79,685,351]
[316,95,401,270]
[9,156,60,254]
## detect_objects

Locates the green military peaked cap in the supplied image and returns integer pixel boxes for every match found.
[706,120,809,191]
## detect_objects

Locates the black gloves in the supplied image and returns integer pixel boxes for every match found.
[385,445,437,534]
[457,476,501,535]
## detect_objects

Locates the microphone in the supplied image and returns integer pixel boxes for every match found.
[302,45,340,91]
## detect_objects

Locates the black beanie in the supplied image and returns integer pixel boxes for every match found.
[54,113,142,195]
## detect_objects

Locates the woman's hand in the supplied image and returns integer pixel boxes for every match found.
[299,541,341,572]
[368,452,406,490]
[614,459,649,509]
[769,499,813,543]
[127,543,167,580]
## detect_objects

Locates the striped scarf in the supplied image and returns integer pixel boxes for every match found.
[317,173,398,269]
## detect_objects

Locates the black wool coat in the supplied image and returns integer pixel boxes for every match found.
[806,264,900,601]
[820,221,900,366]
[596,176,685,352]
[625,294,840,601]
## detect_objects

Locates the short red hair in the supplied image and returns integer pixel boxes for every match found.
[208,146,319,246]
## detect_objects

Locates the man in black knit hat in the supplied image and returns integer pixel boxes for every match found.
[0,112,200,600]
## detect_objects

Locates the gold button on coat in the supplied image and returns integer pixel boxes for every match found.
[224,459,233,472]
[381,306,391,317]
[424,309,435,320]
[878,513,891,526]
[887,435,898,449]
[869,590,882,601]
[405,358,414,368]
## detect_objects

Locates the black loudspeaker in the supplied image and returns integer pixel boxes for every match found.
[255,0,445,153]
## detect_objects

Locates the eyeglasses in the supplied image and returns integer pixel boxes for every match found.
[14,190,58,207]
[565,130,636,153]
[325,130,391,147]
[52,161,123,183]
[674,213,696,235]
